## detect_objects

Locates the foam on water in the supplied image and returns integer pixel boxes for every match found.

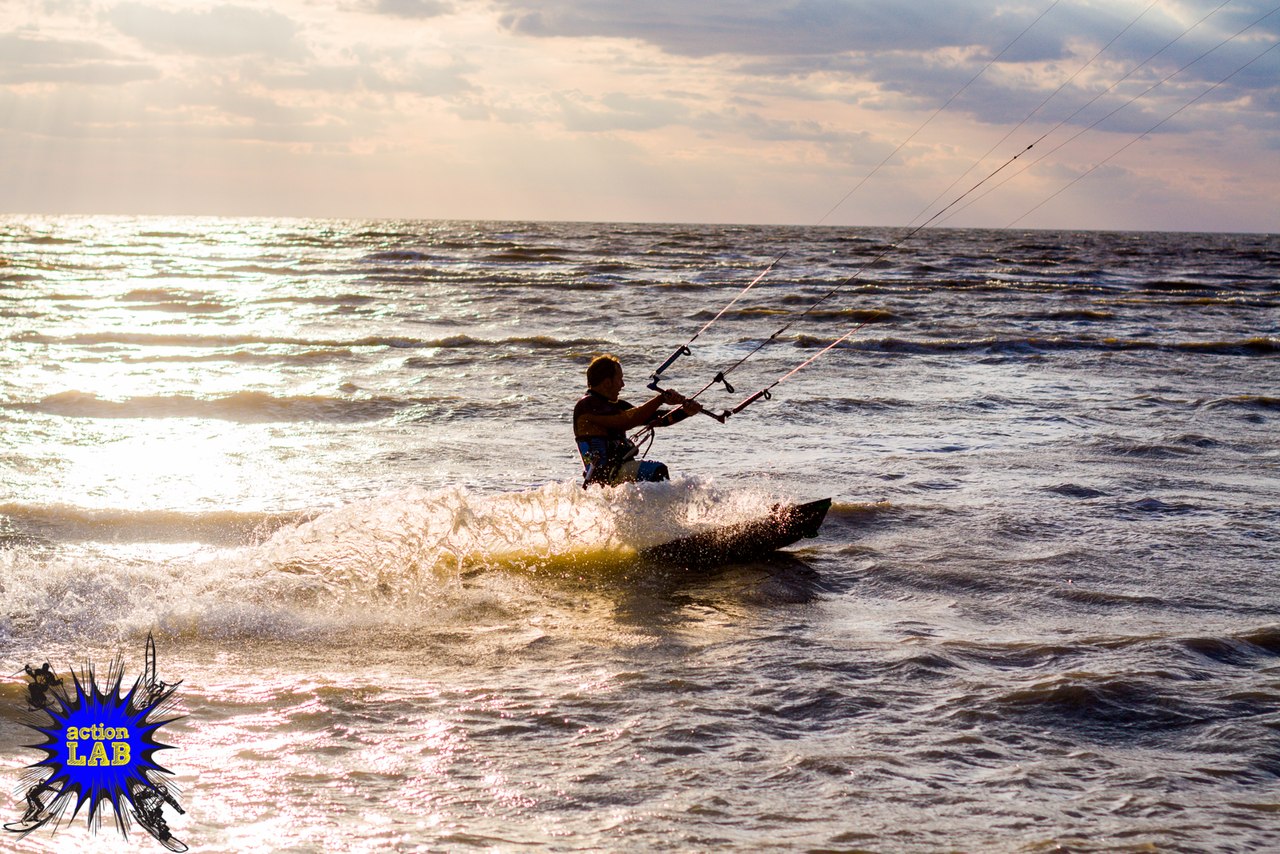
[0,479,787,648]
[260,477,783,579]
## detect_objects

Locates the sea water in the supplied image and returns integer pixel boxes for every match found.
[0,217,1277,851]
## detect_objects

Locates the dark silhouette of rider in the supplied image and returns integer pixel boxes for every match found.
[21,778,55,824]
[23,663,62,710]
[134,677,174,712]
[132,782,184,841]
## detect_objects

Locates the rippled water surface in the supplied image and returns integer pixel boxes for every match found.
[1,217,1277,851]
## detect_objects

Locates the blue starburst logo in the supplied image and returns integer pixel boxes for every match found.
[8,635,186,850]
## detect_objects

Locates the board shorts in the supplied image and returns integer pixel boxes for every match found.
[576,436,669,486]
[614,459,670,484]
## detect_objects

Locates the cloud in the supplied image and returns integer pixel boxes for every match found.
[494,1,1044,57]
[356,0,453,18]
[491,0,1280,65]
[266,63,473,97]
[0,30,160,85]
[554,91,692,132]
[106,3,307,58]
[0,79,362,147]
[492,0,1279,135]
[263,46,476,97]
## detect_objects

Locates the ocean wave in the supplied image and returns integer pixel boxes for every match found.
[788,334,1052,354]
[1175,337,1278,355]
[1181,296,1280,308]
[390,397,525,423]
[787,397,913,415]
[1044,483,1109,499]
[0,515,51,549]
[1093,438,1200,460]
[1139,279,1214,292]
[822,501,896,538]
[117,287,229,313]
[692,307,897,324]
[1237,625,1280,654]
[363,249,438,263]
[1180,627,1280,667]
[1015,309,1116,322]
[254,293,380,306]
[1049,586,1168,607]
[119,287,211,302]
[24,236,79,245]
[12,330,356,349]
[104,348,358,365]
[11,330,606,352]
[972,673,1205,739]
[586,261,631,274]
[1175,433,1221,448]
[782,333,1280,356]
[224,264,306,276]
[1116,497,1203,516]
[482,248,577,262]
[12,390,412,423]
[1203,395,1280,411]
[0,503,310,545]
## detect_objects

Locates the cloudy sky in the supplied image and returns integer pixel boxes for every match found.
[2,0,1277,231]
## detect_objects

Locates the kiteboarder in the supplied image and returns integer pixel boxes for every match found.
[131,781,184,846]
[573,354,701,486]
[23,779,54,824]
[22,663,62,711]
[132,633,180,713]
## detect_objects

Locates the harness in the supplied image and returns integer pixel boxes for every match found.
[574,390,640,486]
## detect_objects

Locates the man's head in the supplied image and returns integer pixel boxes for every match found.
[587,354,624,401]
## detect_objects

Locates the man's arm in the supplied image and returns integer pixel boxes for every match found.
[645,399,703,429]
[580,393,670,432]
[578,391,686,435]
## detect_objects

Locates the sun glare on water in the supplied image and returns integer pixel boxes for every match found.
[5,216,365,515]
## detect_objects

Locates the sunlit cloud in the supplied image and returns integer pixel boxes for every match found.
[106,3,307,58]
[0,30,159,84]
[357,0,454,18]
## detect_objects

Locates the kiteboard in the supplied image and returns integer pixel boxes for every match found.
[133,810,188,853]
[638,498,831,569]
[131,775,187,853]
[3,814,52,834]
